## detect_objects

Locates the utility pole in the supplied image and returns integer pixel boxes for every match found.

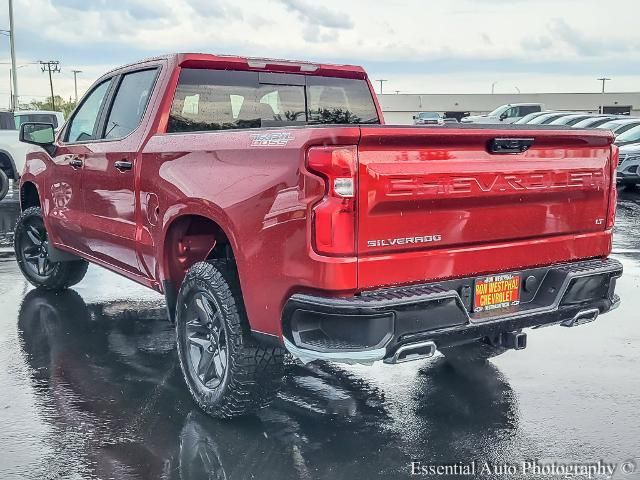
[40,60,61,110]
[71,69,82,102]
[375,79,388,95]
[491,81,498,94]
[8,0,18,110]
[597,77,611,114]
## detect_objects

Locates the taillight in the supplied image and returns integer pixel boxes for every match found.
[606,144,618,229]
[307,146,357,256]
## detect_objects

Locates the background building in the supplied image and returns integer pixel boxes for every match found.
[378,92,640,124]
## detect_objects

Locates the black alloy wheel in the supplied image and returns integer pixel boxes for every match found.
[19,214,54,278]
[185,291,229,390]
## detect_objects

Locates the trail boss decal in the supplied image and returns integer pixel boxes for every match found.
[250,132,293,147]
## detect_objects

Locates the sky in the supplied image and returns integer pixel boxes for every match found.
[0,0,639,108]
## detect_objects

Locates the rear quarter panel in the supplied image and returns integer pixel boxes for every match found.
[139,126,361,336]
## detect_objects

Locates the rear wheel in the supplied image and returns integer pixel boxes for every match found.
[14,207,89,290]
[176,260,284,419]
[0,169,9,201]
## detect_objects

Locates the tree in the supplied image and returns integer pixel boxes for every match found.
[26,96,77,118]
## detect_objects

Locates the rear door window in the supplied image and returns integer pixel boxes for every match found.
[103,69,158,140]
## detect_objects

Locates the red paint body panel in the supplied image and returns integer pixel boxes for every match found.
[356,126,614,289]
[21,53,616,340]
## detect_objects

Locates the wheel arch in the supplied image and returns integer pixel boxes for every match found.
[20,180,41,210]
[160,207,242,321]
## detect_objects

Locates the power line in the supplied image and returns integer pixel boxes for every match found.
[71,69,82,102]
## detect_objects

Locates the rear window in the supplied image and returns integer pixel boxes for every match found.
[518,105,541,116]
[15,113,59,129]
[167,69,379,133]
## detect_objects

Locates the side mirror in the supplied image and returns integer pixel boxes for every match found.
[19,122,56,155]
[499,112,509,121]
[412,115,416,120]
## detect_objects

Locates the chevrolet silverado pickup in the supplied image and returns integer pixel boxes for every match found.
[14,53,622,418]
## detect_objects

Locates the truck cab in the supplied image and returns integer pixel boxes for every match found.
[461,103,544,124]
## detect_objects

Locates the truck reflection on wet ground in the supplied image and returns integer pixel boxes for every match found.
[15,287,523,479]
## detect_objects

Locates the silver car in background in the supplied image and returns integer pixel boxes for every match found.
[617,143,640,187]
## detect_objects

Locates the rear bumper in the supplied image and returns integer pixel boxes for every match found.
[282,258,623,364]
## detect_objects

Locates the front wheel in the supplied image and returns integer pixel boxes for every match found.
[14,207,89,290]
[176,260,284,419]
[0,169,9,201]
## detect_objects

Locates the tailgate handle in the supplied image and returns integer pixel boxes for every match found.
[489,137,534,154]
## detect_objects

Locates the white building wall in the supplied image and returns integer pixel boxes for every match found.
[377,92,640,124]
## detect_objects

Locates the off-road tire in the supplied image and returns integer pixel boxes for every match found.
[441,340,509,364]
[0,169,9,201]
[14,207,89,290]
[176,260,285,419]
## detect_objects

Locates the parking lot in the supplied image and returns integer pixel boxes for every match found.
[0,187,636,479]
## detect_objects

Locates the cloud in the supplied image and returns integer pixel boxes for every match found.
[51,0,167,20]
[280,0,353,29]
[2,0,640,108]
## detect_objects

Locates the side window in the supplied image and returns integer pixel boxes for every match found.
[103,69,158,140]
[66,80,112,143]
[518,106,539,116]
[504,107,518,118]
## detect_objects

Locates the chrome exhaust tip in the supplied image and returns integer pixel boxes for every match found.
[502,331,527,350]
[561,308,600,327]
[384,340,437,364]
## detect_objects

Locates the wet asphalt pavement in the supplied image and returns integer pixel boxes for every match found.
[0,186,639,480]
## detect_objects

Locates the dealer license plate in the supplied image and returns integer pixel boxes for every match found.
[473,273,521,313]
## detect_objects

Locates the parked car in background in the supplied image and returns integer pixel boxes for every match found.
[547,114,593,126]
[413,111,443,125]
[572,116,620,129]
[460,103,544,124]
[615,124,640,146]
[14,110,65,131]
[514,111,552,124]
[527,112,575,125]
[443,117,458,123]
[0,109,66,201]
[597,118,640,136]
[617,143,640,187]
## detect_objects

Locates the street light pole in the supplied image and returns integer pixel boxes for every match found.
[597,77,611,114]
[71,70,82,102]
[8,0,19,110]
[375,79,388,95]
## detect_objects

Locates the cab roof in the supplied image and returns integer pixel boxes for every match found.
[111,53,368,80]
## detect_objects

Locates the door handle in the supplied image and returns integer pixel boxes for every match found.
[69,158,83,168]
[114,160,133,171]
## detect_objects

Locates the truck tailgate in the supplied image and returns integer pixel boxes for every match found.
[356,125,615,289]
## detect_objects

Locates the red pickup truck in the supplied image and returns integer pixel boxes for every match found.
[14,53,622,418]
